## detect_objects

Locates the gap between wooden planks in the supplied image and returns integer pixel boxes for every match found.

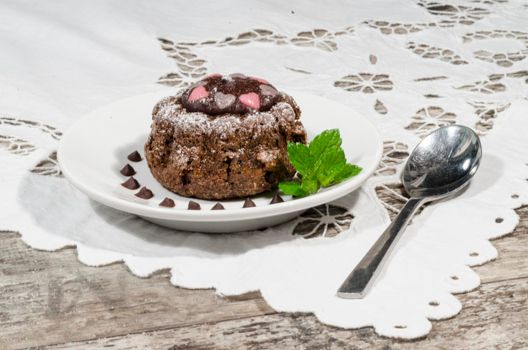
[0,206,527,349]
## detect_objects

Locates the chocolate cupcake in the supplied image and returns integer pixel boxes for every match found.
[144,73,307,200]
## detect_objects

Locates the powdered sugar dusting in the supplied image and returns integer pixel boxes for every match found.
[257,149,280,163]
[169,146,191,167]
[153,96,298,140]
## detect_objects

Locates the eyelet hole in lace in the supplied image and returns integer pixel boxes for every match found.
[394,325,407,329]
[469,252,479,257]
[451,275,459,280]
[511,194,519,199]
[429,301,439,306]
[495,217,504,223]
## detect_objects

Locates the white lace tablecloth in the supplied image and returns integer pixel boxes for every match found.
[1,0,527,339]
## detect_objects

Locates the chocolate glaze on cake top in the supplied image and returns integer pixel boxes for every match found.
[181,73,280,115]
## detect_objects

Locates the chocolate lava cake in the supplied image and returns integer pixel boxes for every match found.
[144,73,307,200]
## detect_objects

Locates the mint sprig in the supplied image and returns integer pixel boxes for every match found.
[279,129,362,197]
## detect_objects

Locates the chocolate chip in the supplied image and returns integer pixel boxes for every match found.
[159,197,175,208]
[188,200,201,210]
[243,198,256,208]
[270,193,284,204]
[121,177,140,190]
[215,92,236,109]
[120,164,136,176]
[127,150,142,162]
[211,203,225,210]
[135,186,154,199]
[260,84,278,97]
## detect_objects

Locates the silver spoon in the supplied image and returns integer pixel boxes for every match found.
[337,125,482,299]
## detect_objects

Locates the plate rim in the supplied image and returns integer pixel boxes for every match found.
[58,91,383,222]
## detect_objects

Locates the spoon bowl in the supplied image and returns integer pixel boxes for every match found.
[403,125,482,199]
[338,125,482,298]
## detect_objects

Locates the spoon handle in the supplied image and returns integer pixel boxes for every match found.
[337,197,424,299]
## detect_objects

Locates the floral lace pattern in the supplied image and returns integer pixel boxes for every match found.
[293,205,354,238]
[417,1,490,26]
[0,117,63,179]
[31,151,62,177]
[0,117,62,140]
[376,142,410,176]
[470,101,511,135]
[157,38,208,88]
[374,99,388,115]
[365,21,434,35]
[334,73,393,93]
[456,70,528,94]
[375,183,410,221]
[463,30,528,67]
[157,27,355,88]
[406,42,468,65]
[1,0,527,340]
[405,106,457,138]
[0,135,36,156]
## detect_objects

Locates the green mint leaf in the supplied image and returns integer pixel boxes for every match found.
[309,129,344,178]
[308,129,342,161]
[316,147,347,187]
[332,163,363,183]
[279,128,362,197]
[278,181,308,197]
[286,142,313,176]
[300,176,319,195]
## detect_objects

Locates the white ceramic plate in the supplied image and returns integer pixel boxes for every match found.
[58,91,382,232]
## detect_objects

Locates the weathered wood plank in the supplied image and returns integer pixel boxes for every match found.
[0,232,273,350]
[45,278,528,350]
[477,205,528,284]
[0,206,527,349]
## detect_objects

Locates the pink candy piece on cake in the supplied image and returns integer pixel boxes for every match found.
[188,86,209,102]
[251,76,269,84]
[239,92,261,110]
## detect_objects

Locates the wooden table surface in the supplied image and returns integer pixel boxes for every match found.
[1,206,527,350]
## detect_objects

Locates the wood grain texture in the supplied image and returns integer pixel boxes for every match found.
[478,206,528,284]
[47,279,528,350]
[0,232,272,350]
[0,206,527,349]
